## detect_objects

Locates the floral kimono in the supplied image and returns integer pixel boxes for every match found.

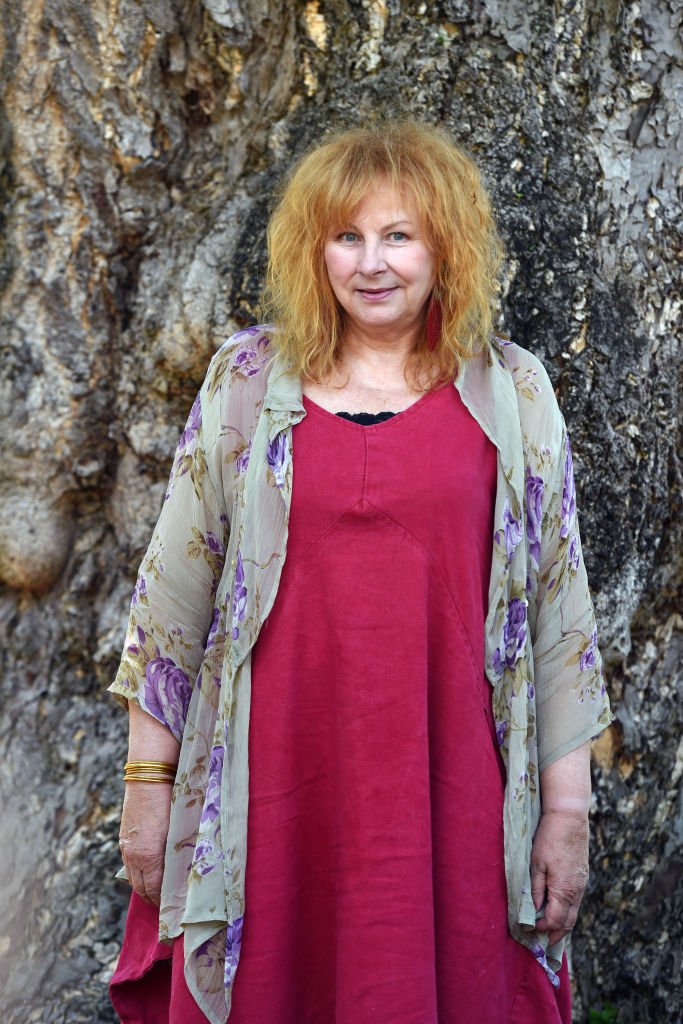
[110,325,613,1024]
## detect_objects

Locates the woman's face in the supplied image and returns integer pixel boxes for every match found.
[323,183,436,343]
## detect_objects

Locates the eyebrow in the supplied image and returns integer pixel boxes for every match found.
[340,218,415,231]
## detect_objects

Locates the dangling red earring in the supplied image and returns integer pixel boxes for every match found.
[426,295,442,351]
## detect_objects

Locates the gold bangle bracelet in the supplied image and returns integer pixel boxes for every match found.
[124,760,177,772]
[124,775,175,784]
[123,773,176,780]
[123,759,177,784]
[123,769,175,778]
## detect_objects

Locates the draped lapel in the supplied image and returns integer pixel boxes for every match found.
[457,341,538,931]
[227,351,306,671]
[454,340,524,513]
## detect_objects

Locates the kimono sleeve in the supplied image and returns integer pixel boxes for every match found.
[532,425,613,773]
[108,389,228,743]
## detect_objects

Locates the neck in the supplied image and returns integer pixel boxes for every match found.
[336,321,421,386]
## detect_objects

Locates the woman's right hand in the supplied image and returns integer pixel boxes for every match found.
[119,781,173,906]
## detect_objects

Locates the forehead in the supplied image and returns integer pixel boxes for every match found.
[350,183,418,222]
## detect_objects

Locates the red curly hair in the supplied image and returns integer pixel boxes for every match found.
[261,119,503,386]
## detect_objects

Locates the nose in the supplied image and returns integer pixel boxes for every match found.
[357,238,387,277]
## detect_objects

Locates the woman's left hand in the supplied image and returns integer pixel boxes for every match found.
[530,810,590,945]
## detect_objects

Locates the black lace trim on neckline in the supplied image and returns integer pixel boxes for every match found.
[335,410,397,425]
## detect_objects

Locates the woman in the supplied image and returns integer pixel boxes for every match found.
[109,120,612,1024]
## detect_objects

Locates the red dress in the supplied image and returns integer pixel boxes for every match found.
[110,385,571,1023]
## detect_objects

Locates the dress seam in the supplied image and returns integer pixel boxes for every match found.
[360,497,485,683]
[268,499,368,590]
[271,491,486,686]
[362,431,369,502]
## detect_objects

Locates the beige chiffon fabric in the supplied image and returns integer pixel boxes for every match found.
[110,326,613,1024]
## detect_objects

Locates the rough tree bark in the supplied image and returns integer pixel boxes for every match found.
[0,1,680,1021]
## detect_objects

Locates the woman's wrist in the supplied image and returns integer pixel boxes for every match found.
[540,739,591,818]
[126,699,181,765]
[123,759,178,784]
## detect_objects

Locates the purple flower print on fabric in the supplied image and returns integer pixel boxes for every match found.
[196,933,219,967]
[492,647,504,676]
[519,368,541,393]
[231,551,247,640]
[192,836,222,876]
[525,466,544,571]
[205,531,224,555]
[579,628,599,674]
[206,607,220,649]
[560,435,576,539]
[200,744,224,826]
[165,395,204,501]
[233,348,261,376]
[178,394,202,449]
[568,533,580,572]
[499,498,523,561]
[267,433,289,490]
[491,596,527,676]
[124,625,145,658]
[194,930,226,991]
[131,573,147,606]
[496,720,508,747]
[231,333,270,378]
[234,442,251,475]
[503,597,528,669]
[144,656,192,739]
[528,939,560,989]
[224,917,244,988]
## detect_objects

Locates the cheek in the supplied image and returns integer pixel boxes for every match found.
[421,257,437,292]
[399,247,435,287]
[323,246,352,286]
[409,258,436,291]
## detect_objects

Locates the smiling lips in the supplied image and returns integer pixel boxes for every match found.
[356,287,397,301]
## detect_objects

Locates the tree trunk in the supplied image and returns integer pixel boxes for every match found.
[0,1,680,1020]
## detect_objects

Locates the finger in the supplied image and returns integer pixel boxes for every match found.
[125,863,151,903]
[536,914,570,941]
[530,863,547,912]
[536,899,568,934]
[122,852,159,906]
[142,867,163,908]
[548,903,579,945]
[546,915,575,945]
[133,868,161,906]
[536,893,577,938]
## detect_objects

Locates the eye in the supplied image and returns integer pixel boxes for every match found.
[338,231,359,242]
[388,231,408,242]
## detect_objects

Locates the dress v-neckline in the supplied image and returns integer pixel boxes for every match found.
[301,386,442,430]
